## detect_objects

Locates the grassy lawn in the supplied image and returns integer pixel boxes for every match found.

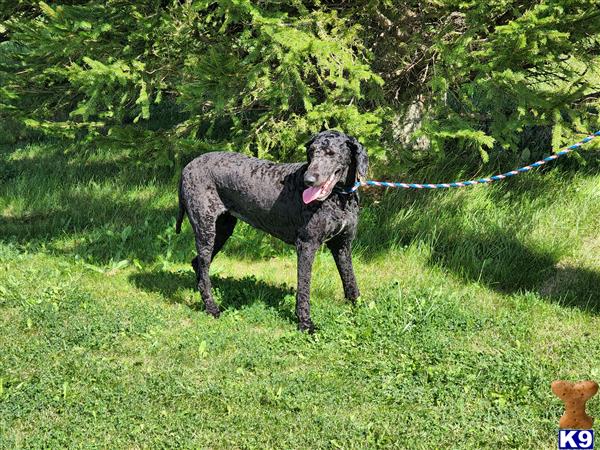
[1,141,599,448]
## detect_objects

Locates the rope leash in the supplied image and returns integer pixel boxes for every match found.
[345,130,600,193]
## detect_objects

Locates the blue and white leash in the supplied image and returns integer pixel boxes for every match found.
[345,131,600,193]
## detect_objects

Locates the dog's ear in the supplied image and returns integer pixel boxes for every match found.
[305,135,317,162]
[347,136,368,181]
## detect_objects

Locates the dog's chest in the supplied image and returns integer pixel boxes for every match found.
[305,196,358,242]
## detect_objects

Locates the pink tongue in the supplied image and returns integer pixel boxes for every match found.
[303,186,324,204]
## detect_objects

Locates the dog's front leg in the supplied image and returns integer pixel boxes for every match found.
[327,237,360,304]
[295,239,319,333]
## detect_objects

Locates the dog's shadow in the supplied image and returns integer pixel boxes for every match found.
[128,270,296,323]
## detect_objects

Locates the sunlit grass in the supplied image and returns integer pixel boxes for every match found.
[1,141,599,448]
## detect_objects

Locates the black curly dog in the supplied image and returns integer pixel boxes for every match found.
[175,130,368,332]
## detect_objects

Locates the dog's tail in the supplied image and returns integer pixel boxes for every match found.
[175,176,186,234]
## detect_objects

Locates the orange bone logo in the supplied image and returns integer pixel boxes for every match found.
[551,380,598,429]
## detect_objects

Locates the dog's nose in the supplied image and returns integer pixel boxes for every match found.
[304,173,317,186]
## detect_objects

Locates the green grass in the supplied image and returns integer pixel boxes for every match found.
[1,141,599,448]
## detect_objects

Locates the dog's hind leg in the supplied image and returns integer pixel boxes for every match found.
[191,212,237,282]
[211,212,237,260]
[327,236,360,304]
[187,209,223,318]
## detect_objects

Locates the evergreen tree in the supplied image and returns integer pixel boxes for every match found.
[1,1,598,169]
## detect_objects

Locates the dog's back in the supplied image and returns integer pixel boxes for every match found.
[177,152,306,243]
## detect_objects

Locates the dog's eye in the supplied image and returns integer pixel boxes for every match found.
[325,149,335,156]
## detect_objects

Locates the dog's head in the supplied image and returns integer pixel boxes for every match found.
[303,130,368,204]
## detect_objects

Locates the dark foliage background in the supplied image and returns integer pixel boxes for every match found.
[1,0,599,173]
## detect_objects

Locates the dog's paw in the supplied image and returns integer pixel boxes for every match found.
[205,307,221,318]
[298,320,317,334]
